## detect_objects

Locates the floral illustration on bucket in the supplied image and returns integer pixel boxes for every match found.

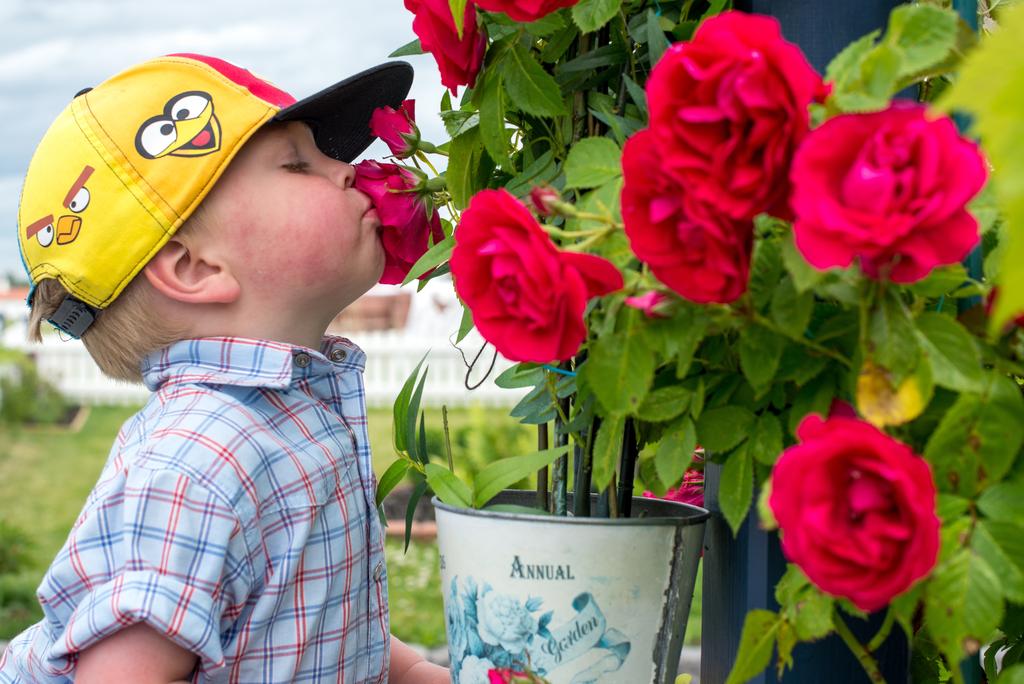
[446,576,630,684]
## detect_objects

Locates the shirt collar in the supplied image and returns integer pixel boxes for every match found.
[141,335,366,392]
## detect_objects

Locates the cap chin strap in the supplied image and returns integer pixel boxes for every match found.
[47,296,98,339]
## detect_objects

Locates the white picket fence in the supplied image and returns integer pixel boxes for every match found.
[7,331,527,408]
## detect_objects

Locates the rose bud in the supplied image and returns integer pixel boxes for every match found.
[370,99,419,159]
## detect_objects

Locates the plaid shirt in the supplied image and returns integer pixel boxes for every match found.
[0,336,390,683]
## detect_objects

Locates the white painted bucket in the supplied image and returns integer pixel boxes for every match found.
[434,491,708,684]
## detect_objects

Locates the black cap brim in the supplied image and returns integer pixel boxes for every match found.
[273,61,414,163]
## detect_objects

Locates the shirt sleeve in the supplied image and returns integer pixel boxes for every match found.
[42,466,253,672]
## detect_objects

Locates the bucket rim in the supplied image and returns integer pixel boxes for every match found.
[431,490,710,527]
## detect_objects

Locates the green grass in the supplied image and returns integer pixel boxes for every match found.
[0,404,701,648]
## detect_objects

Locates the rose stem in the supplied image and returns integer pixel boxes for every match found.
[834,613,886,683]
[551,361,572,516]
[616,418,638,518]
[536,423,550,513]
[573,416,597,518]
[442,405,454,473]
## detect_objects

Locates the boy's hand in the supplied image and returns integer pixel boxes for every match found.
[389,634,450,684]
[75,623,198,684]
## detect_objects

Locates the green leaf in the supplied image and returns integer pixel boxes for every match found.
[389,38,424,58]
[832,42,902,113]
[825,29,881,89]
[494,363,545,390]
[654,416,697,488]
[787,374,836,437]
[406,372,429,464]
[907,264,969,298]
[924,547,1004,665]
[447,128,495,209]
[578,310,655,416]
[402,235,455,285]
[456,302,474,343]
[523,11,567,37]
[425,463,473,507]
[645,9,671,67]
[376,459,411,507]
[974,520,1024,603]
[1000,664,1024,684]
[477,68,508,166]
[941,3,1024,333]
[979,481,1024,525]
[885,3,958,78]
[915,312,984,393]
[592,415,626,491]
[449,0,469,38]
[739,325,785,394]
[697,406,755,453]
[770,276,814,338]
[473,445,569,507]
[748,238,784,310]
[638,385,691,423]
[504,150,557,197]
[484,503,553,515]
[502,43,567,118]
[924,373,1024,495]
[393,354,428,454]
[869,289,919,383]
[622,74,647,118]
[404,473,429,551]
[724,609,780,684]
[774,565,836,641]
[719,442,754,535]
[749,413,784,466]
[570,0,623,33]
[563,136,622,189]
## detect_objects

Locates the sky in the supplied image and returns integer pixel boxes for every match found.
[0,0,448,279]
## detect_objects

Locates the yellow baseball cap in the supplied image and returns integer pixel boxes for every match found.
[18,53,412,336]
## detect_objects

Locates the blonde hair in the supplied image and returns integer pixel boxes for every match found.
[26,211,207,384]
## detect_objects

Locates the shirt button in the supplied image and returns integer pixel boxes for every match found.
[294,352,311,368]
[373,561,385,581]
[329,348,347,363]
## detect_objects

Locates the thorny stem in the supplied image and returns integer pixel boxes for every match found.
[866,608,895,652]
[834,613,886,684]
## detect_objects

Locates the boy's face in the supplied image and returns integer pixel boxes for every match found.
[199,121,385,318]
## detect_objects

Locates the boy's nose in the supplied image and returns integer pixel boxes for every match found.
[330,160,356,189]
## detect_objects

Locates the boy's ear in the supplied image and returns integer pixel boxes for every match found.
[142,238,240,305]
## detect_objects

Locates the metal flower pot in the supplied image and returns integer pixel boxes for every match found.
[434,490,708,684]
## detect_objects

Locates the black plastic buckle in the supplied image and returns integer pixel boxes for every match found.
[48,296,98,339]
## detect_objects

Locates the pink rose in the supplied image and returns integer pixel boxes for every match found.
[791,103,988,283]
[621,128,752,304]
[404,0,486,94]
[475,0,578,22]
[488,669,534,684]
[451,189,623,362]
[769,415,940,611]
[370,99,418,159]
[354,160,444,285]
[624,291,671,319]
[645,10,824,221]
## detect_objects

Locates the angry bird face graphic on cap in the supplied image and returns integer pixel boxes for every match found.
[135,90,222,158]
[24,165,94,249]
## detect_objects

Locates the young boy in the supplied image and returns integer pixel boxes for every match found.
[0,53,450,684]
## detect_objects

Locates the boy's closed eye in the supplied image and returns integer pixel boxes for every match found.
[282,160,310,173]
